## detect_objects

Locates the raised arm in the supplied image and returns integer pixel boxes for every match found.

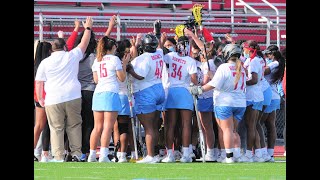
[184,28,204,50]
[77,17,93,54]
[105,15,117,37]
[66,19,81,51]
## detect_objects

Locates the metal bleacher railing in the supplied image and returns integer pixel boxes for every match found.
[34,0,286,139]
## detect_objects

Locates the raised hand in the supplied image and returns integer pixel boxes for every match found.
[84,16,93,29]
[57,30,64,38]
[109,15,117,28]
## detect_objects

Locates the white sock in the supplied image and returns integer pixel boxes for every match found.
[116,152,121,158]
[89,150,96,156]
[167,149,173,156]
[245,150,253,158]
[255,149,262,157]
[207,148,214,156]
[267,148,274,156]
[182,147,189,157]
[121,152,126,158]
[100,147,109,157]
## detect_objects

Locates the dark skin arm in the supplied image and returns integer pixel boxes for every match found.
[126,63,144,80]
[264,67,271,75]
[246,72,258,86]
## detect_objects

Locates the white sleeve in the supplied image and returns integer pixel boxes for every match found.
[35,62,47,81]
[249,59,260,74]
[188,58,198,75]
[207,65,225,89]
[69,47,84,62]
[163,54,170,64]
[91,59,98,72]
[132,56,149,78]
[267,61,279,71]
[115,57,123,71]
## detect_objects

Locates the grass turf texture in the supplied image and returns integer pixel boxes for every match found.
[34,158,285,179]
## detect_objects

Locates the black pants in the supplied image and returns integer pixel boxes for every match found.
[81,90,94,154]
[42,121,51,151]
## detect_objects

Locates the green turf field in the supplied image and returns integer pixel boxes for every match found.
[34,158,286,179]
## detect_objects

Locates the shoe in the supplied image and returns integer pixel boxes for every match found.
[239,154,253,163]
[174,151,182,161]
[136,155,157,163]
[64,153,73,162]
[204,153,217,162]
[217,155,226,163]
[72,155,81,162]
[253,155,265,162]
[49,158,64,163]
[180,156,192,163]
[262,154,272,162]
[118,155,127,163]
[161,154,175,163]
[221,157,234,163]
[267,156,275,162]
[87,154,97,162]
[80,154,87,162]
[283,151,286,157]
[99,155,111,163]
[40,155,49,163]
[153,155,161,163]
[34,155,40,162]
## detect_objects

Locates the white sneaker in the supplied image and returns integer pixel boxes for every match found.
[49,158,64,163]
[118,156,127,163]
[40,155,49,162]
[136,155,157,163]
[253,155,265,162]
[221,157,234,163]
[217,155,226,163]
[268,157,275,162]
[161,154,175,163]
[174,151,182,161]
[87,154,97,162]
[189,152,196,159]
[204,153,217,162]
[239,155,253,163]
[262,154,272,162]
[153,155,161,163]
[99,155,111,163]
[180,156,192,163]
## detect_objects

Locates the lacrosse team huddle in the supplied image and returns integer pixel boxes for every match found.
[34,4,286,164]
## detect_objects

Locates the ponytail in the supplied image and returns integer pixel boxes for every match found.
[234,58,242,86]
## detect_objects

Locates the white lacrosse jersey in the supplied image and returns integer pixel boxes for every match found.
[131,49,164,93]
[197,59,216,99]
[91,54,122,94]
[243,57,264,102]
[118,76,128,96]
[163,52,197,89]
[208,62,246,107]
[265,61,280,100]
[259,58,270,92]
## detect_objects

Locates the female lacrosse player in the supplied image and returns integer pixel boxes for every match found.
[87,36,130,162]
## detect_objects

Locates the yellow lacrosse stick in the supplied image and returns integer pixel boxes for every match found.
[175,24,186,38]
[192,4,204,27]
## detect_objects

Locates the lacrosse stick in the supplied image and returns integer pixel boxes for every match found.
[126,75,139,160]
[190,83,206,162]
[39,11,44,42]
[192,4,211,72]
[116,12,121,41]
